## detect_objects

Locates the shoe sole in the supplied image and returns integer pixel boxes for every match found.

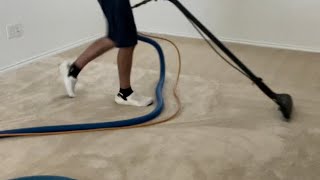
[115,96,153,107]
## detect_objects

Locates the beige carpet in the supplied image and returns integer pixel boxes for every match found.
[0,34,320,180]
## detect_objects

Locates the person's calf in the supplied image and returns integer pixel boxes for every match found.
[117,46,135,89]
[74,37,115,69]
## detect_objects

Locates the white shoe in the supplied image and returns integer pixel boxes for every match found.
[115,92,153,107]
[59,61,77,98]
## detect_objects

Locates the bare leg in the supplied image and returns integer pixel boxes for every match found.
[117,46,135,89]
[74,37,115,69]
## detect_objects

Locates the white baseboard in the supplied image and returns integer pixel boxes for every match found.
[220,37,320,53]
[0,33,103,73]
[143,30,320,53]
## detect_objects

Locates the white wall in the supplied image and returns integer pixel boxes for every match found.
[1,0,319,70]
[0,0,105,70]
[134,0,320,52]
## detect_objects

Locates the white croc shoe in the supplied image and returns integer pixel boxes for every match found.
[115,92,153,107]
[59,61,77,98]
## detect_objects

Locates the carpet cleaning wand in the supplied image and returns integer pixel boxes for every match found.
[132,0,157,9]
[135,0,293,121]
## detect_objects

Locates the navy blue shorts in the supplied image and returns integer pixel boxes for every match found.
[98,0,138,48]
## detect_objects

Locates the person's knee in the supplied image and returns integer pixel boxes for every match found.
[120,45,135,52]
[101,38,116,47]
[129,45,136,51]
[94,37,115,48]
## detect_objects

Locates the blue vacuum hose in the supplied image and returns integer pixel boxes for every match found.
[12,175,75,180]
[0,35,165,137]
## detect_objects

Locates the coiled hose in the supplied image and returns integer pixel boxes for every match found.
[0,34,182,138]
